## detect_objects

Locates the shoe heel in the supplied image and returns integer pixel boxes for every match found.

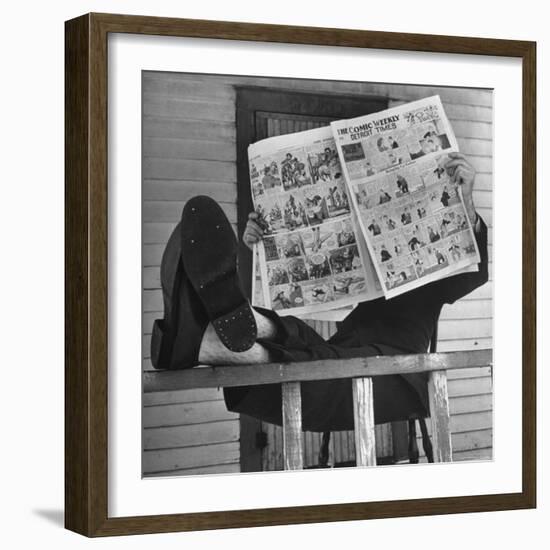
[150,319,173,369]
[212,303,257,353]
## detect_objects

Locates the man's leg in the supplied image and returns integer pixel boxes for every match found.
[198,310,277,365]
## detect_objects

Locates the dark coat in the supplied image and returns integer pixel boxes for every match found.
[224,218,489,432]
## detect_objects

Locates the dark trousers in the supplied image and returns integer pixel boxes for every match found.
[223,308,428,432]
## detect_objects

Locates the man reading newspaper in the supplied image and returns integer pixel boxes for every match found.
[151,151,488,432]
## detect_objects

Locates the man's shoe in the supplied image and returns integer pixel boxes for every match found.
[150,221,209,370]
[181,195,257,353]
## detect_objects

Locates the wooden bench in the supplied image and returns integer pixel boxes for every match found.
[143,349,493,470]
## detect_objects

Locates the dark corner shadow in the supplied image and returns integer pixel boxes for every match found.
[33,509,65,527]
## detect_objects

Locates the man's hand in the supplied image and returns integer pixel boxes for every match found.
[243,212,265,251]
[443,152,477,225]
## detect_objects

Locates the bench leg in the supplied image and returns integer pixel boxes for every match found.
[428,370,452,462]
[352,377,377,467]
[282,382,304,470]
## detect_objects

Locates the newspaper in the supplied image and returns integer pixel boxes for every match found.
[248,96,480,317]
[251,244,357,322]
[248,126,383,317]
[331,96,481,299]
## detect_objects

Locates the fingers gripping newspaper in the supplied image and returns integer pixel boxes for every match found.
[331,96,480,298]
[248,126,383,319]
[248,96,480,318]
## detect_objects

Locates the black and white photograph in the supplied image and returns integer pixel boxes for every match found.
[143,70,494,477]
[0,0,540,542]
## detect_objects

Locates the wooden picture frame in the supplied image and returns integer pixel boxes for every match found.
[65,12,536,537]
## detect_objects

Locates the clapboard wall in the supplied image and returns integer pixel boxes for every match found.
[142,72,493,476]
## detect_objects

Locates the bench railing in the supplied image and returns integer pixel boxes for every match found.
[143,349,493,469]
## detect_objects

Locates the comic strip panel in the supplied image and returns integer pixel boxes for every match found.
[255,196,286,234]
[403,222,429,253]
[412,244,449,277]
[395,199,415,228]
[387,233,409,260]
[255,156,283,194]
[425,181,461,213]
[354,180,378,211]
[411,195,431,222]
[329,244,363,274]
[332,270,368,299]
[377,207,399,235]
[267,260,290,286]
[436,207,467,239]
[323,180,351,217]
[419,155,451,188]
[301,218,356,255]
[401,107,452,159]
[382,257,418,291]
[249,160,266,200]
[262,236,280,262]
[280,190,309,231]
[274,231,307,259]
[278,148,312,191]
[301,278,335,306]
[306,142,343,184]
[306,252,332,280]
[303,185,331,226]
[302,224,337,254]
[359,135,409,174]
[287,257,309,283]
[270,283,307,311]
[424,218,444,245]
[335,218,357,247]
[416,121,452,157]
[387,166,425,199]
[447,230,478,262]
[372,175,395,206]
[340,141,372,181]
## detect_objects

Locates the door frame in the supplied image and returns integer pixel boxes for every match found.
[235,85,388,472]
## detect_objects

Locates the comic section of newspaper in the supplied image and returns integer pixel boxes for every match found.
[251,244,357,322]
[331,95,481,299]
[248,126,383,318]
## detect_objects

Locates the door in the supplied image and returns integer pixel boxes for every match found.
[235,88,400,471]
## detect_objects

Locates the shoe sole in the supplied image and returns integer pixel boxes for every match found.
[151,221,208,369]
[150,222,182,369]
[181,196,257,353]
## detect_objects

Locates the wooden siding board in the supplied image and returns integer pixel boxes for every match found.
[440,299,492,320]
[143,201,237,224]
[145,463,240,478]
[143,442,240,473]
[143,387,223,406]
[450,393,492,415]
[438,319,493,340]
[143,73,237,101]
[143,116,236,141]
[143,180,236,202]
[457,138,492,156]
[143,137,236,162]
[143,222,238,244]
[143,95,235,121]
[143,244,166,267]
[143,158,236,182]
[437,338,492,352]
[143,400,239,428]
[144,420,239,450]
[447,366,492,380]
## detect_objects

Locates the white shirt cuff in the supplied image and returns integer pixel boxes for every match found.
[474,213,481,233]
